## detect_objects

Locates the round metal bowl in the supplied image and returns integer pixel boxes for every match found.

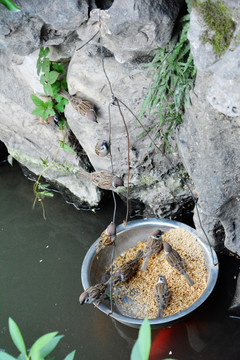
[81,218,219,329]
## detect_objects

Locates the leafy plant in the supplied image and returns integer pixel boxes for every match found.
[0,317,75,360]
[31,47,69,123]
[31,48,75,218]
[131,319,151,360]
[0,0,20,11]
[139,13,196,152]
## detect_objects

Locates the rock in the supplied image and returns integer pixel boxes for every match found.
[88,0,185,63]
[0,0,190,214]
[0,0,89,55]
[177,2,240,253]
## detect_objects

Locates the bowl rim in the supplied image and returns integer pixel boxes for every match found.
[81,218,219,327]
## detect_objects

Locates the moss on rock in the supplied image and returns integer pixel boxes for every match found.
[191,0,236,56]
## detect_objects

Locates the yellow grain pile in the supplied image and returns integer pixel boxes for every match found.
[111,228,208,319]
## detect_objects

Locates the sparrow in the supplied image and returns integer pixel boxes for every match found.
[79,168,123,191]
[95,140,110,157]
[79,281,108,306]
[112,250,143,284]
[58,89,97,122]
[154,275,170,318]
[163,242,194,286]
[95,222,116,254]
[141,229,164,271]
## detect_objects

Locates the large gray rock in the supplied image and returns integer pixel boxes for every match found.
[177,2,240,254]
[0,0,189,214]
[91,0,184,63]
[0,0,89,55]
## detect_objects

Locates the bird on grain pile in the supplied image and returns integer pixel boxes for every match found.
[141,229,164,271]
[154,275,170,318]
[112,250,143,284]
[58,89,97,122]
[78,167,123,191]
[163,242,194,286]
[79,281,109,306]
[95,222,116,254]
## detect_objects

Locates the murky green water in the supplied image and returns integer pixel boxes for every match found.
[1,161,240,360]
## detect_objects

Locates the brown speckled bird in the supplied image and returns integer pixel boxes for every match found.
[79,168,123,191]
[95,140,110,157]
[112,250,143,284]
[79,281,108,306]
[141,229,164,271]
[163,242,194,286]
[154,275,170,318]
[95,222,116,254]
[58,89,97,122]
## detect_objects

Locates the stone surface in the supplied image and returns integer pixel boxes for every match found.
[0,0,89,55]
[0,0,187,213]
[178,2,240,254]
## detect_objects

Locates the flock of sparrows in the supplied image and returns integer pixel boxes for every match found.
[79,229,194,318]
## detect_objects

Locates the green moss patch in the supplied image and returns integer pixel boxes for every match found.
[191,0,236,56]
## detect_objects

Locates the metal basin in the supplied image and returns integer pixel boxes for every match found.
[81,218,219,329]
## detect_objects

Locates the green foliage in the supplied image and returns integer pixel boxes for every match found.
[131,319,151,360]
[0,318,75,360]
[0,0,20,11]
[31,47,68,121]
[139,14,196,151]
[191,0,236,56]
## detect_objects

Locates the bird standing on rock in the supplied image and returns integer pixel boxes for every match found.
[141,229,164,271]
[58,89,97,122]
[154,275,170,318]
[79,281,108,306]
[163,242,194,286]
[112,250,143,284]
[95,140,110,157]
[78,167,123,191]
[95,222,116,254]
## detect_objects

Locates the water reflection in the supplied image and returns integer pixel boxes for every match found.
[1,162,240,360]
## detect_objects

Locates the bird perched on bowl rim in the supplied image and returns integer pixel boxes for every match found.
[95,222,116,254]
[154,274,170,318]
[95,140,110,157]
[112,250,143,284]
[58,88,97,122]
[79,167,123,191]
[163,241,194,286]
[79,281,108,306]
[141,229,164,271]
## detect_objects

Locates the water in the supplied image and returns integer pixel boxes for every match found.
[1,162,240,360]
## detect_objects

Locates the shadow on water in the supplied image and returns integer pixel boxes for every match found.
[1,161,240,359]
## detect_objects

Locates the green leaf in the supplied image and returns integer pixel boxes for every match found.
[0,0,20,11]
[40,74,47,85]
[38,191,54,198]
[55,97,68,113]
[30,94,45,108]
[51,81,61,96]
[40,335,64,358]
[48,71,60,85]
[43,83,53,97]
[8,318,27,358]
[38,183,50,190]
[131,319,151,360]
[63,350,76,360]
[0,352,17,360]
[42,107,55,120]
[32,108,45,117]
[42,47,50,57]
[28,332,58,358]
[59,141,75,153]
[42,57,51,74]
[40,157,49,166]
[52,62,66,74]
